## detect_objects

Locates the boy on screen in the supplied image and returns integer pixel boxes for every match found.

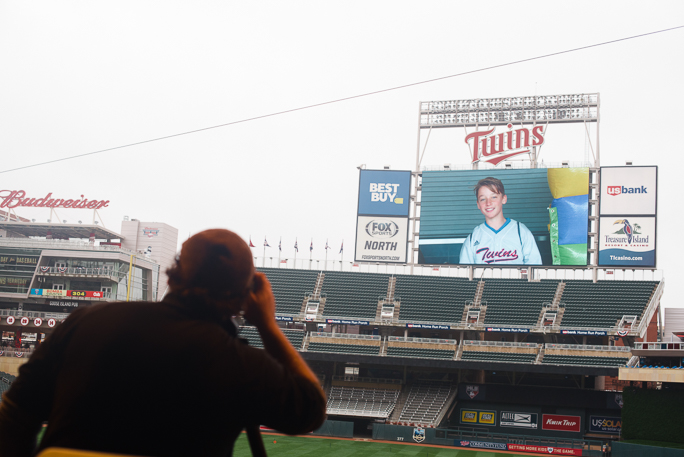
[459,177,542,265]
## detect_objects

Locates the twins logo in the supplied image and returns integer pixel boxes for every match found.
[476,247,519,264]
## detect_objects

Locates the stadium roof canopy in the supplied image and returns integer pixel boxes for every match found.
[0,221,123,240]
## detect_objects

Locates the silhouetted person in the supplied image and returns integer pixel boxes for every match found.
[0,229,326,457]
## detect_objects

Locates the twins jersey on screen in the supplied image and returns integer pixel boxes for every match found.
[459,218,542,265]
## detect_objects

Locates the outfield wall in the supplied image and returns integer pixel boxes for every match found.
[372,424,603,456]
[313,420,354,438]
[613,442,684,457]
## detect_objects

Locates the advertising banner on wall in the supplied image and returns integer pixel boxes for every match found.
[589,416,622,434]
[507,444,582,456]
[357,170,411,217]
[418,168,589,266]
[460,409,496,426]
[541,414,581,433]
[598,216,656,267]
[355,216,409,263]
[600,166,657,216]
[500,411,538,429]
[355,170,411,263]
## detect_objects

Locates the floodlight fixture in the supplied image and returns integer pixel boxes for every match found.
[419,93,599,129]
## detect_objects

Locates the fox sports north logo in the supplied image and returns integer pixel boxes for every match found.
[365,220,399,238]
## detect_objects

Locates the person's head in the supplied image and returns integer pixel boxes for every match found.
[474,177,507,222]
[167,229,255,314]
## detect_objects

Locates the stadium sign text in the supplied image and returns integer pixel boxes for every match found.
[561,329,607,336]
[507,444,582,456]
[589,416,621,434]
[406,323,450,330]
[542,414,581,433]
[486,327,530,333]
[465,124,545,166]
[456,441,507,451]
[326,319,369,325]
[0,190,110,210]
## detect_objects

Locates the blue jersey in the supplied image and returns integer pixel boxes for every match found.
[459,218,542,265]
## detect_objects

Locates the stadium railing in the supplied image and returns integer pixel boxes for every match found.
[463,340,539,349]
[387,336,457,346]
[544,343,631,353]
[310,332,380,341]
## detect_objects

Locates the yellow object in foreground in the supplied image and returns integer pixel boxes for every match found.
[38,448,145,457]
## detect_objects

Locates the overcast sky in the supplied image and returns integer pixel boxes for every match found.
[1,1,682,309]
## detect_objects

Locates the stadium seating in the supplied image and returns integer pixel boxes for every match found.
[541,355,630,367]
[238,326,306,350]
[320,271,390,320]
[0,371,15,401]
[386,346,455,360]
[396,380,454,426]
[558,280,658,329]
[326,385,400,418]
[307,342,380,356]
[460,351,537,363]
[395,275,477,324]
[481,279,559,326]
[259,267,319,315]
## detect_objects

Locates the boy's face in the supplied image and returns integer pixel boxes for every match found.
[477,185,507,222]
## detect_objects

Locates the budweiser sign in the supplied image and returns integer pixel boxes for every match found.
[0,190,109,210]
[465,123,545,165]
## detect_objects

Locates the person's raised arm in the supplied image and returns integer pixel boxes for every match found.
[242,272,323,391]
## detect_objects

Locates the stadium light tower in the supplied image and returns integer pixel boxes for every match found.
[416,93,600,169]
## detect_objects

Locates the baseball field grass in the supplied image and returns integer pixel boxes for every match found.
[232,433,534,457]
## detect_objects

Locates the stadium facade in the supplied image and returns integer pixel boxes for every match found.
[0,213,177,374]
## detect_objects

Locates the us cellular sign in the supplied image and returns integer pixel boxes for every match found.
[355,170,411,263]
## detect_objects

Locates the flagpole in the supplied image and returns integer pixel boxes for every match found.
[278,236,281,265]
[294,238,298,266]
[325,239,328,269]
[262,238,266,268]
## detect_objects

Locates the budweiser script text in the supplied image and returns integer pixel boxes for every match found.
[0,190,109,210]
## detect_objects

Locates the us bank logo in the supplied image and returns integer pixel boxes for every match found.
[606,185,647,196]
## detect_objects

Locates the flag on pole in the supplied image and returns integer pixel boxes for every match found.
[279,239,282,251]
[310,240,313,252]
[325,239,330,250]
[264,237,270,247]
[339,241,344,254]
[249,237,255,248]
[294,240,298,252]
